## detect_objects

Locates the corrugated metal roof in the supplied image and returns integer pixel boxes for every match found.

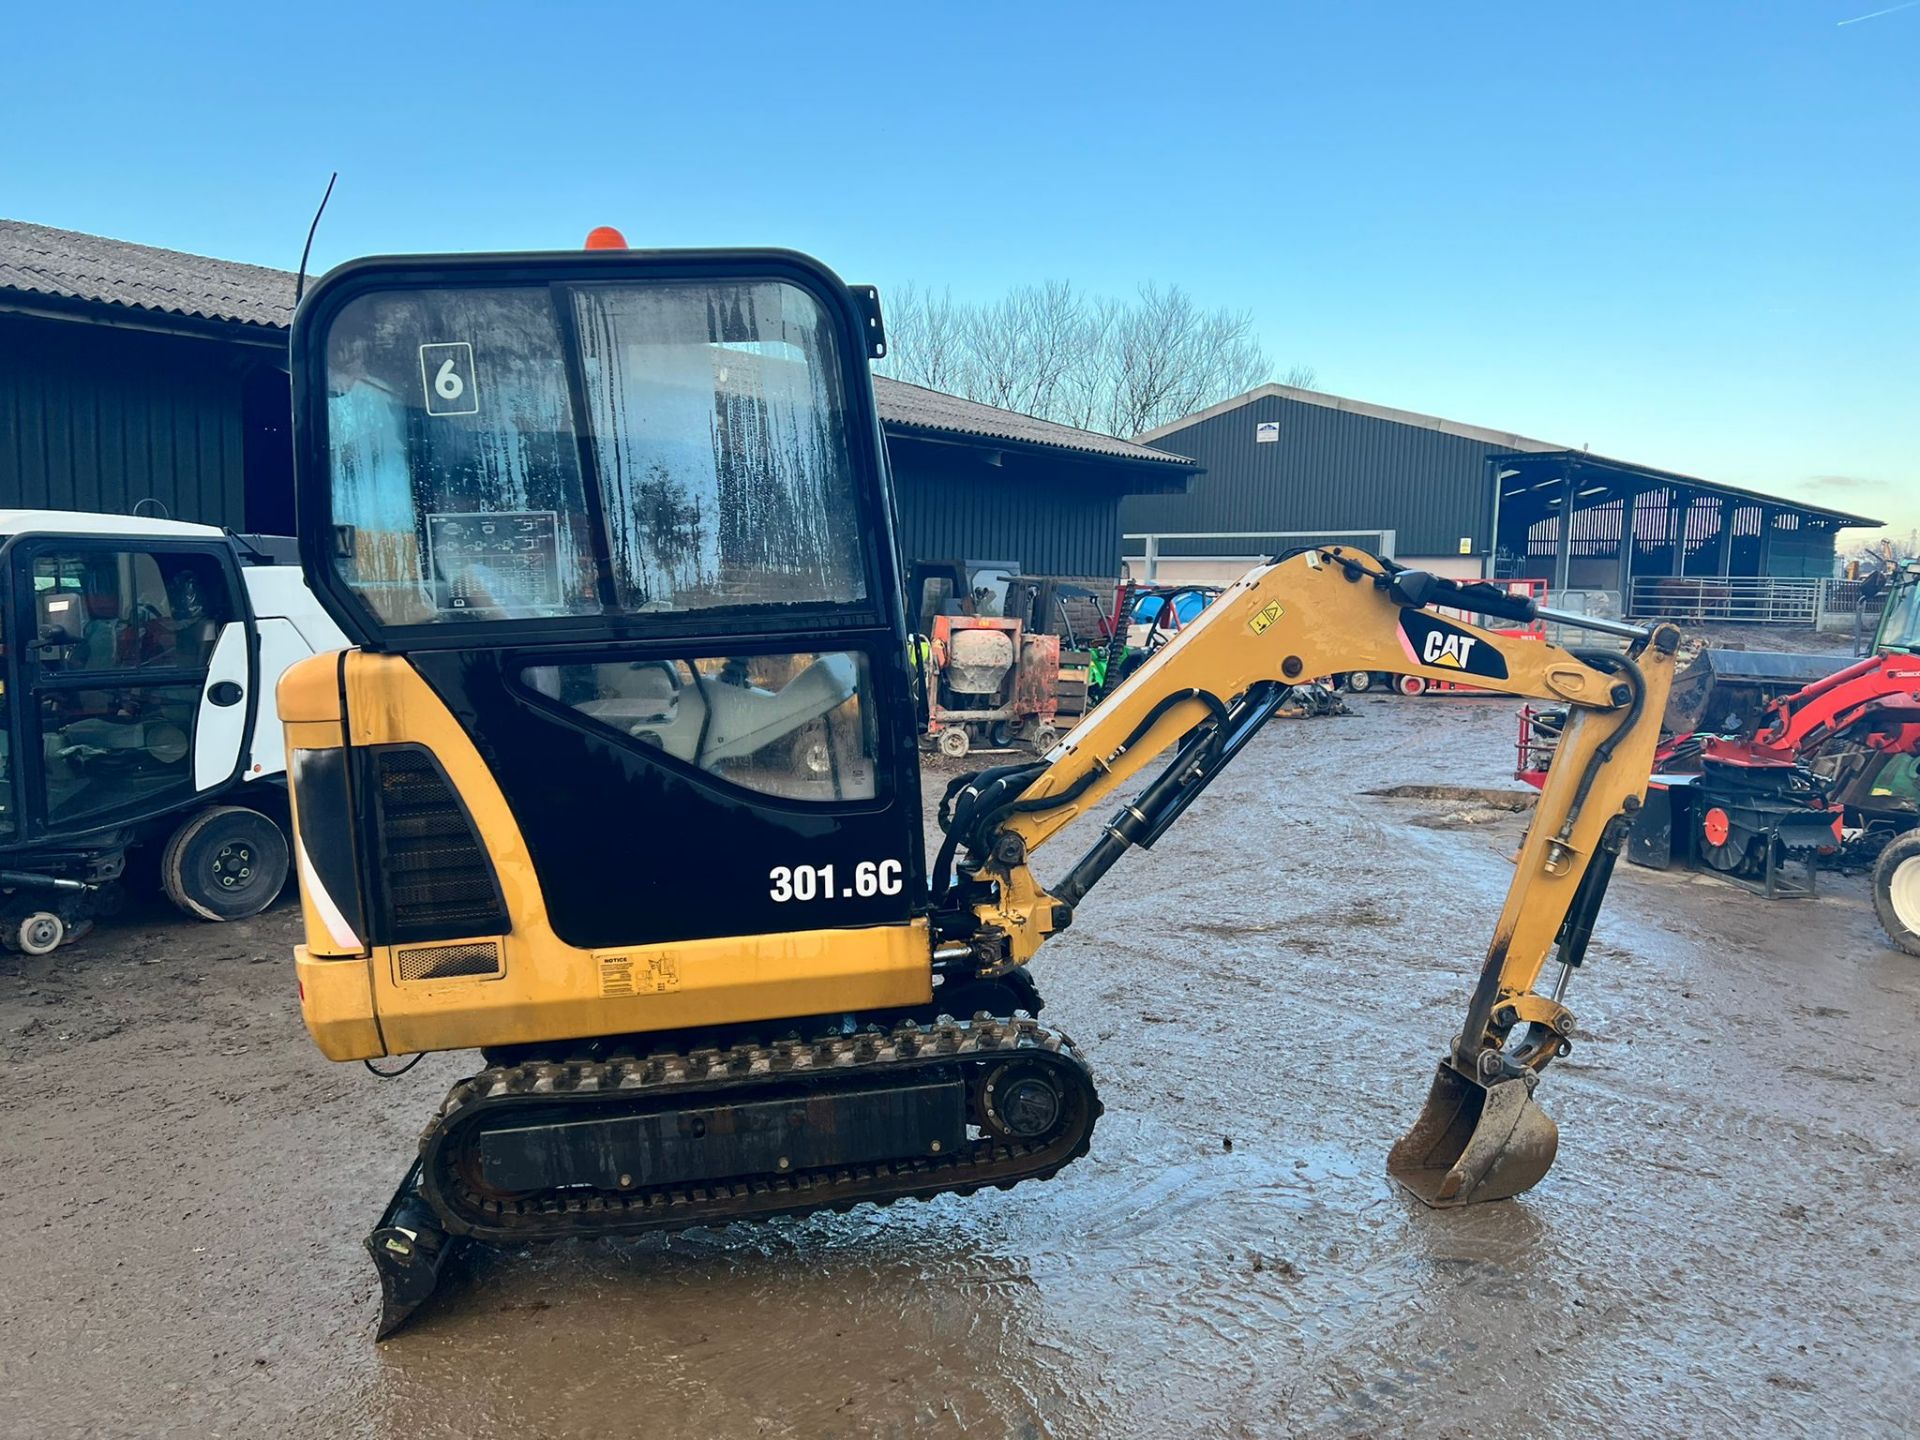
[0,219,296,330]
[874,377,1192,468]
[1138,381,1561,454]
[1498,450,1880,528]
[0,221,1197,473]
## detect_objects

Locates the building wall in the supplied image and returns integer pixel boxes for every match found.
[1122,392,1511,559]
[1764,525,1838,578]
[0,313,255,529]
[889,438,1134,576]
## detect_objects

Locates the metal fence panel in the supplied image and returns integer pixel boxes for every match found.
[1629,575,1822,624]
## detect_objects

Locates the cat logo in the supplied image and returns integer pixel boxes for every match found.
[1397,608,1509,681]
[1422,630,1478,669]
[1248,601,1284,635]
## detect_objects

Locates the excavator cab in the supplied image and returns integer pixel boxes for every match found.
[287,251,940,1059]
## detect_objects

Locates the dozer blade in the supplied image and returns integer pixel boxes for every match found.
[365,1162,463,1340]
[1387,1064,1559,1208]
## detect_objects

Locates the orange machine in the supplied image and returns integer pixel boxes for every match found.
[925,612,1061,758]
[910,559,1062,757]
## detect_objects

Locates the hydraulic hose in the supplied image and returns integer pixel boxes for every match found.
[1006,689,1230,820]
[926,688,1231,902]
[1555,650,1646,842]
[928,761,1047,903]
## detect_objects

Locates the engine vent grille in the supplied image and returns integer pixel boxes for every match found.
[395,941,503,983]
[366,745,507,942]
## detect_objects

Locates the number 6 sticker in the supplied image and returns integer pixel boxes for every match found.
[419,342,478,417]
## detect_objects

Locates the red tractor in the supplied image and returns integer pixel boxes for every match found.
[1517,564,1920,949]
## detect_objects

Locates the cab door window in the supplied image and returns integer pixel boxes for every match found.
[26,548,237,828]
[523,650,877,802]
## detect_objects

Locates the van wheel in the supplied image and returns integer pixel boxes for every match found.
[1345,671,1374,694]
[10,912,65,956]
[162,807,290,922]
[1872,831,1920,957]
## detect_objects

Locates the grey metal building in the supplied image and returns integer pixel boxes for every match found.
[0,221,1196,577]
[876,377,1194,575]
[1123,384,1878,607]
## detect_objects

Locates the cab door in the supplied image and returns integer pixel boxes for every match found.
[11,538,250,841]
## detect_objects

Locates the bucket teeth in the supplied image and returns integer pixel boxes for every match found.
[1388,1064,1559,1208]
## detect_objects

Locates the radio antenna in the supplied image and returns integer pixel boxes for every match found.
[294,171,338,305]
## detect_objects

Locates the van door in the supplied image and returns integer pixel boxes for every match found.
[13,539,249,839]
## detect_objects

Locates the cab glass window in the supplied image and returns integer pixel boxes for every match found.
[522,651,876,802]
[322,278,866,629]
[1879,579,1918,652]
[39,683,204,825]
[572,282,864,613]
[325,287,603,625]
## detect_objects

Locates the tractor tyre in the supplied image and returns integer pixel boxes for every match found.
[1871,830,1920,957]
[162,806,290,922]
[1396,675,1428,697]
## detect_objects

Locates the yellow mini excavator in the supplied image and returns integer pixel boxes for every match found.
[278,241,1680,1335]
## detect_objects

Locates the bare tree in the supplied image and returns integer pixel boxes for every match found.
[1103,284,1274,436]
[882,284,965,393]
[1051,295,1121,432]
[962,281,1094,417]
[878,278,1308,438]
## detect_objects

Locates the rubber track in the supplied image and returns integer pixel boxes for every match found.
[417,1015,1102,1244]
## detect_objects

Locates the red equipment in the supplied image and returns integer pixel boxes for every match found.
[1516,567,1920,903]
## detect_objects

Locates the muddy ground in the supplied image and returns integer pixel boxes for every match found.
[3,698,1916,1439]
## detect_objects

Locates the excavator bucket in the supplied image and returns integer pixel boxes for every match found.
[1387,1064,1559,1207]
[365,1163,461,1339]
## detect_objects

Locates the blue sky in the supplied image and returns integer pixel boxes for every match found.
[4,1,1914,541]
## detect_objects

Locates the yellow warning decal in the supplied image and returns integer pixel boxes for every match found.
[598,953,682,997]
[1248,600,1284,635]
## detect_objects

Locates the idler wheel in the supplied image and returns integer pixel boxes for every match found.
[981,1062,1063,1139]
